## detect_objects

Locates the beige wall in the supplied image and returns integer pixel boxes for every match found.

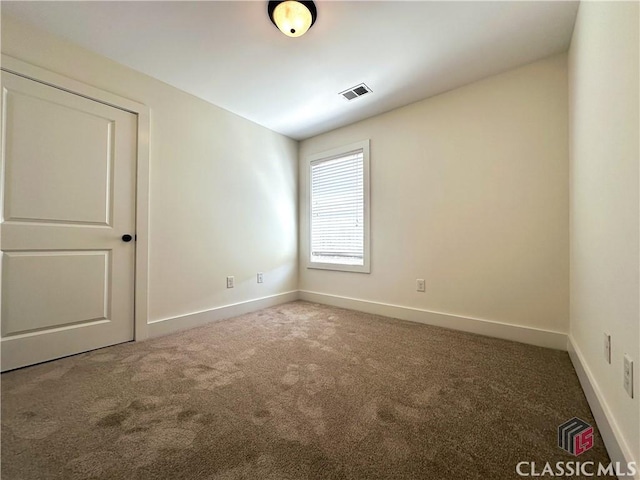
[568,1,640,463]
[1,15,298,325]
[300,54,569,334]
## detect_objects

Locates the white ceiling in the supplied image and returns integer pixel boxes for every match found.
[2,1,579,140]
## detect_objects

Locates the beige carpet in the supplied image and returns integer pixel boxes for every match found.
[1,301,611,479]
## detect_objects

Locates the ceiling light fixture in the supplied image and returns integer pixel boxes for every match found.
[268,1,317,38]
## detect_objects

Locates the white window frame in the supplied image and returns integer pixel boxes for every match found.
[306,140,370,273]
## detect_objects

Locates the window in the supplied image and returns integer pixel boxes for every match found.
[307,140,370,273]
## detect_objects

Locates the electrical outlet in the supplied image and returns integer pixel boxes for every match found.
[604,333,611,364]
[416,279,425,292]
[257,272,264,284]
[623,354,634,398]
[226,276,234,288]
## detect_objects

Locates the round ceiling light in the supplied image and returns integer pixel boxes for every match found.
[268,1,317,38]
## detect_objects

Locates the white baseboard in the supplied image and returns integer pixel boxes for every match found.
[298,290,567,350]
[147,291,299,338]
[567,336,638,479]
[148,289,566,349]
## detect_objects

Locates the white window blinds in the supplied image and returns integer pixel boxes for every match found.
[310,149,364,266]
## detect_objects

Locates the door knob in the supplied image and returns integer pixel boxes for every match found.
[122,234,133,242]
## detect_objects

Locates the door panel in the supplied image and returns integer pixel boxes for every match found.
[4,89,114,225]
[2,251,110,336]
[1,72,137,371]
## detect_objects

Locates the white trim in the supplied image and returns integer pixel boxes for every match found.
[148,291,299,338]
[299,290,567,350]
[305,139,371,274]
[0,55,151,341]
[134,108,150,341]
[567,336,639,479]
[1,55,146,114]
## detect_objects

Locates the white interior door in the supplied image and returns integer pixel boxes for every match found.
[0,71,137,371]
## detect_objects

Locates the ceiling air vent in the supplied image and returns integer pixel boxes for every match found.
[340,83,372,101]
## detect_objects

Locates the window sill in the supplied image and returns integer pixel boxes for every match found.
[307,262,370,274]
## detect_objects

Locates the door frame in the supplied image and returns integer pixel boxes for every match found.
[1,54,150,342]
